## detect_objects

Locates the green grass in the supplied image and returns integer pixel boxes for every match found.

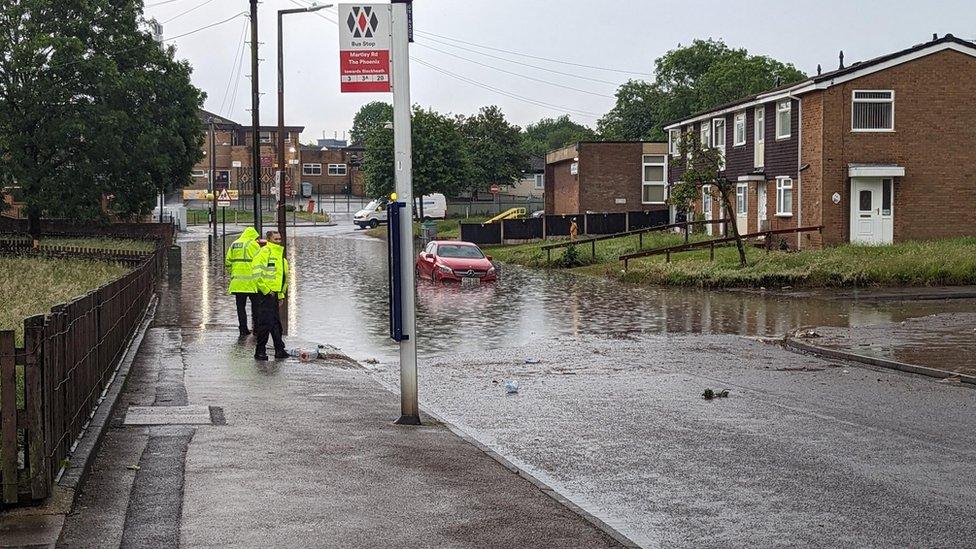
[365,216,490,240]
[488,235,976,289]
[487,231,710,267]
[187,208,331,225]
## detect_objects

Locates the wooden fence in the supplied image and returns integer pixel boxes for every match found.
[0,233,168,505]
[540,219,731,263]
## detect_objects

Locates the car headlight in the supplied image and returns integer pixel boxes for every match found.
[438,264,453,274]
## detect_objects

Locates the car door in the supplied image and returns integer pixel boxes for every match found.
[418,242,436,277]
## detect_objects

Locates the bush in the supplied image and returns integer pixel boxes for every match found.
[558,243,585,268]
[284,204,296,212]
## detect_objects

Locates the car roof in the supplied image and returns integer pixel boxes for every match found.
[433,240,477,245]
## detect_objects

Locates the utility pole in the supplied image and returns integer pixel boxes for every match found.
[391,0,419,425]
[209,118,217,246]
[249,0,262,233]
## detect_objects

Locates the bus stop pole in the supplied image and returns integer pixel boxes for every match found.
[391,0,419,425]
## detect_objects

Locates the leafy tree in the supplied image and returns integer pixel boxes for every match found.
[459,105,523,196]
[521,115,597,158]
[362,106,468,217]
[350,101,393,145]
[669,130,747,267]
[599,39,806,141]
[0,0,204,231]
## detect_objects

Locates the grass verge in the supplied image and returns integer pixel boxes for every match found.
[365,217,489,240]
[488,235,976,289]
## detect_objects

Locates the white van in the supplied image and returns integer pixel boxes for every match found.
[417,193,447,220]
[354,194,446,229]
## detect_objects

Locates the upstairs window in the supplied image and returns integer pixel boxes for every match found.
[668,129,680,156]
[776,100,791,140]
[534,173,544,189]
[328,163,347,176]
[700,123,711,149]
[852,90,894,131]
[302,163,322,176]
[712,118,726,170]
[259,131,272,144]
[734,112,746,146]
[641,154,667,204]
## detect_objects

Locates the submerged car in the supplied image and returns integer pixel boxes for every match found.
[416,240,497,283]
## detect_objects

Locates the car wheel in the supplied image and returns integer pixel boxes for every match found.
[369,219,378,229]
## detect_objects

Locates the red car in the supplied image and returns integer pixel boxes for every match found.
[417,240,497,283]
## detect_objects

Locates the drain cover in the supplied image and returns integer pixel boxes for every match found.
[125,405,214,426]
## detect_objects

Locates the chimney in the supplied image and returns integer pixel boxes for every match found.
[838,50,845,70]
[817,64,822,76]
[933,33,938,40]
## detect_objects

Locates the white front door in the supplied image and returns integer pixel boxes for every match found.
[702,186,713,236]
[757,183,767,231]
[850,178,894,245]
[736,183,748,235]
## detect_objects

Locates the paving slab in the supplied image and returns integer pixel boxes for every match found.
[123,405,212,426]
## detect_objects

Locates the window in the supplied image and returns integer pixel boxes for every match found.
[776,100,791,139]
[702,185,712,213]
[852,90,894,131]
[700,122,711,149]
[641,154,667,204]
[858,189,872,212]
[776,176,793,216]
[534,173,544,189]
[712,118,726,170]
[882,178,892,215]
[734,112,746,146]
[328,163,347,176]
[669,129,680,156]
[302,163,322,176]
[259,131,272,144]
[191,169,207,178]
[736,184,747,214]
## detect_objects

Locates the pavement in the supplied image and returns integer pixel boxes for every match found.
[54,263,621,547]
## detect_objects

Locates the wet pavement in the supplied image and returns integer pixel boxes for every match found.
[59,219,976,548]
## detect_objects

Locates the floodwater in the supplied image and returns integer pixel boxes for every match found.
[178,222,976,366]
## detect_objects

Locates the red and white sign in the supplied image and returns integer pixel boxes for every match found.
[490,184,500,194]
[339,5,392,93]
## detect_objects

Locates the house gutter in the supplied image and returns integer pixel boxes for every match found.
[789,92,803,250]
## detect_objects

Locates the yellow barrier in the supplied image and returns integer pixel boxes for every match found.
[484,207,526,224]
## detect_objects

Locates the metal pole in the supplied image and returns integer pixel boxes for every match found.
[391,1,419,425]
[222,206,226,258]
[277,9,288,253]
[249,0,262,233]
[210,119,218,246]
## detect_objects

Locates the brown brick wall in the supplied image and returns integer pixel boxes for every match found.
[550,159,579,215]
[298,149,363,195]
[816,49,976,245]
[799,92,825,248]
[579,142,642,213]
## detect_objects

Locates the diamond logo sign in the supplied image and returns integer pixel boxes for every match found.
[338,4,392,93]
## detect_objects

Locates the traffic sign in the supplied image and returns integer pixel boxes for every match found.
[338,5,392,93]
[216,189,231,208]
[490,184,500,194]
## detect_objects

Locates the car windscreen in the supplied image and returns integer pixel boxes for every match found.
[437,245,484,259]
[364,200,383,211]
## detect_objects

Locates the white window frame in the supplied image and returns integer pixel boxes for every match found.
[534,173,544,189]
[641,154,668,205]
[776,100,791,140]
[776,176,793,216]
[669,129,681,156]
[733,112,746,146]
[191,169,207,179]
[302,163,322,176]
[259,131,272,144]
[851,90,895,132]
[700,122,711,149]
[736,183,747,215]
[327,163,347,176]
[712,118,726,170]
[702,185,712,214]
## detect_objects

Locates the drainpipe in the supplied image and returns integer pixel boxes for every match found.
[789,92,803,249]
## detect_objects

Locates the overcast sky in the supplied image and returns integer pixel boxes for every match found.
[147,0,976,143]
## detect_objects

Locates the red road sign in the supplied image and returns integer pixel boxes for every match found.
[340,50,391,93]
[490,184,500,194]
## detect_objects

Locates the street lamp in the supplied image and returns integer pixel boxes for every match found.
[277,2,332,335]
[277,2,333,253]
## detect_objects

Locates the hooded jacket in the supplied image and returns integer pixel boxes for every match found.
[225,227,260,294]
[252,241,289,299]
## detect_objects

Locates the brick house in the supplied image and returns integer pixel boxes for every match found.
[193,110,303,196]
[298,144,365,196]
[545,141,669,215]
[666,34,976,247]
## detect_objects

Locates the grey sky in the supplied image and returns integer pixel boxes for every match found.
[148,0,976,143]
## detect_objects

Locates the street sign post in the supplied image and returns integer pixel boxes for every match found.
[338,4,392,93]
[216,188,232,208]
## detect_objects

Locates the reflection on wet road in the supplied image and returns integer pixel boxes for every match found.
[179,223,976,366]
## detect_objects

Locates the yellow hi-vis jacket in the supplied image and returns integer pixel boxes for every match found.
[225,227,260,294]
[251,241,289,299]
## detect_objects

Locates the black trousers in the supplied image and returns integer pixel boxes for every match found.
[253,293,285,356]
[234,293,257,333]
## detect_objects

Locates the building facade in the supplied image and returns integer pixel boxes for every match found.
[545,141,669,215]
[666,34,976,248]
[299,145,365,196]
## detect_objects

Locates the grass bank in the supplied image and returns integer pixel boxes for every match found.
[488,235,976,289]
[365,217,489,240]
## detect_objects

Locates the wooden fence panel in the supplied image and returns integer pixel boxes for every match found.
[1,330,17,504]
[25,315,47,499]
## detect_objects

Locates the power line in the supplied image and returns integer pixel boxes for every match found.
[163,12,246,42]
[218,19,249,115]
[417,34,624,86]
[145,0,186,7]
[416,42,613,98]
[415,30,652,77]
[162,0,218,25]
[412,58,602,119]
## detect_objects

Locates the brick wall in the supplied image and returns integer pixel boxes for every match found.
[815,49,976,245]
[549,159,579,215]
[579,142,642,213]
[298,149,363,196]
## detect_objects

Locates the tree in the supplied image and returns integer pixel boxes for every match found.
[361,106,468,216]
[460,105,523,195]
[521,115,597,158]
[350,101,393,144]
[670,130,747,267]
[0,0,204,231]
[598,39,806,141]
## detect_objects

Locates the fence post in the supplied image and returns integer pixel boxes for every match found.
[1,330,17,504]
[685,224,690,243]
[547,248,551,264]
[709,241,715,261]
[639,231,643,250]
[582,214,587,235]
[25,315,48,499]
[625,211,630,232]
[591,239,596,258]
[542,215,547,240]
[666,250,671,263]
